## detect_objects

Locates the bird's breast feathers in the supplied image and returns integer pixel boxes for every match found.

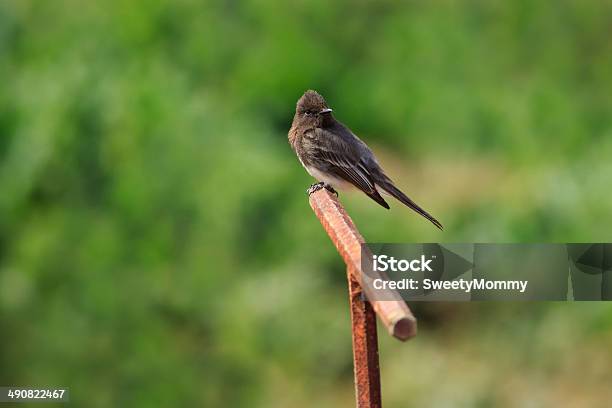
[304,164,353,190]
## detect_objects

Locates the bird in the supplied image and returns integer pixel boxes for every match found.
[288,90,443,230]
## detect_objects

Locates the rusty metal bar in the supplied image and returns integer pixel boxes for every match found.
[308,189,417,341]
[347,265,382,407]
[309,188,418,408]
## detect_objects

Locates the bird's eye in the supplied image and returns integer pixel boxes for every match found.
[304,110,316,116]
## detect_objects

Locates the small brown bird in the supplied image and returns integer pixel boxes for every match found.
[288,90,443,230]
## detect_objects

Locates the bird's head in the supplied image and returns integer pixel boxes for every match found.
[293,90,334,128]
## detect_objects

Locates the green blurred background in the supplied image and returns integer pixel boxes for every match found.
[1,1,612,406]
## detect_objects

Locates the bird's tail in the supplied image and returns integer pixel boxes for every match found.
[377,181,443,230]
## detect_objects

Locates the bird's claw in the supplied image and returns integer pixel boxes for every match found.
[307,182,338,197]
[307,182,325,196]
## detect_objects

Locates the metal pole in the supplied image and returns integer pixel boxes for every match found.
[308,188,418,407]
[348,266,381,408]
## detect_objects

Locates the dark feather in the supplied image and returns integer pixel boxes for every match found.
[377,181,444,230]
[304,128,391,209]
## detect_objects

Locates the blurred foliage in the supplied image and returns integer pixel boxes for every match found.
[1,0,612,406]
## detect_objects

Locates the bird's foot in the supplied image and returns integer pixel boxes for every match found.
[307,182,338,197]
[307,182,325,196]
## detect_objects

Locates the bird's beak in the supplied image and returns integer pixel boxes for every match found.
[319,108,333,114]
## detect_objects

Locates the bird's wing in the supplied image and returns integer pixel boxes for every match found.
[306,128,375,192]
[305,128,390,209]
[305,127,443,229]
